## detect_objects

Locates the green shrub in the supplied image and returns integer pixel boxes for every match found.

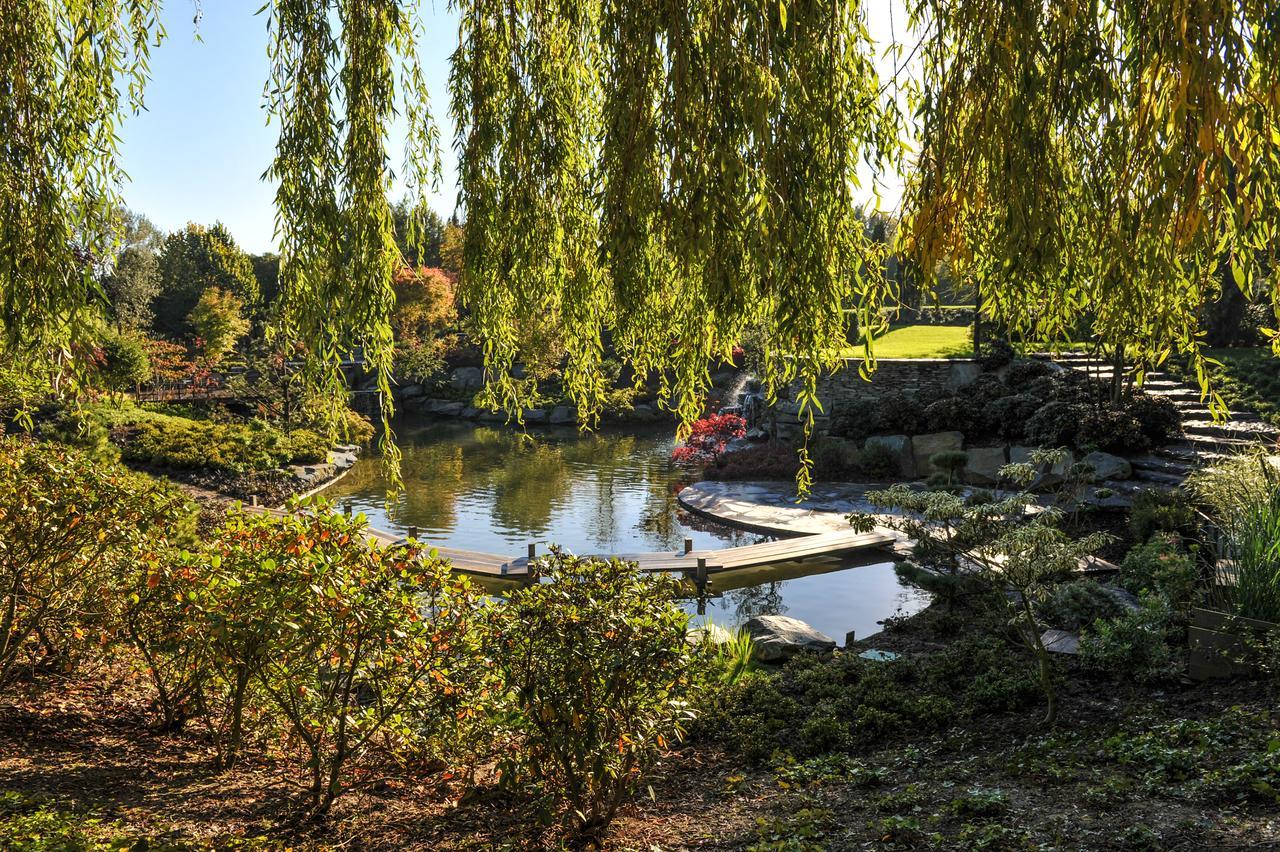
[0,437,188,687]
[856,440,900,479]
[285,428,329,464]
[122,415,314,473]
[1226,484,1280,623]
[97,330,152,391]
[923,395,976,435]
[490,550,695,840]
[1003,358,1055,386]
[1118,536,1198,610]
[1079,596,1179,683]
[1129,489,1198,544]
[1124,394,1181,446]
[1026,401,1080,448]
[245,505,488,814]
[1038,580,1129,630]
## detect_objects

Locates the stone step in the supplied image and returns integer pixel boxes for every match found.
[1165,433,1265,455]
[1153,443,1233,465]
[1132,468,1188,486]
[1128,455,1194,476]
[1181,419,1280,442]
[1147,388,1203,402]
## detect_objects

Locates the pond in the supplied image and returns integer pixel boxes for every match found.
[324,417,928,643]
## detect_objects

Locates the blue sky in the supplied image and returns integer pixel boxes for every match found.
[119,0,905,256]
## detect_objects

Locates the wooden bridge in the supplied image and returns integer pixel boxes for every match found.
[246,504,895,584]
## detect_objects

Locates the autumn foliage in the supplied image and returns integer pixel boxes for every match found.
[670,413,747,464]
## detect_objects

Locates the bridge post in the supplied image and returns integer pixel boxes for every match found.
[408,525,418,541]
[684,538,693,555]
[528,542,537,560]
[343,501,352,517]
[695,557,708,593]
[249,494,259,507]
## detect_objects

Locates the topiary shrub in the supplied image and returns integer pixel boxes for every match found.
[1026,401,1082,448]
[978,339,1015,370]
[984,393,1042,441]
[1124,393,1182,446]
[1076,407,1150,454]
[873,391,926,436]
[923,396,977,436]
[1003,358,1056,388]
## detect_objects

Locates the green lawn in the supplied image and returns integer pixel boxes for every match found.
[1167,347,1280,426]
[848,324,975,359]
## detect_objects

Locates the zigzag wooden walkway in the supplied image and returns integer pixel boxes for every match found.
[245,505,894,581]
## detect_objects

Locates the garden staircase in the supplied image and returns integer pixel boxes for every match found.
[1053,353,1280,492]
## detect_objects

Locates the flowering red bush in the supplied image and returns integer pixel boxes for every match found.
[671,413,746,464]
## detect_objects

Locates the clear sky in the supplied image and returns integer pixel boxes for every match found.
[119,0,907,256]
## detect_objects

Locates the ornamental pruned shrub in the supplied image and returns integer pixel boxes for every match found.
[490,550,696,841]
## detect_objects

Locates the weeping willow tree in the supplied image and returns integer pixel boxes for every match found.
[265,0,440,481]
[901,0,1280,411]
[451,0,902,491]
[0,0,163,393]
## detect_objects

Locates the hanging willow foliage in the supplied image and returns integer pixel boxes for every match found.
[265,0,439,486]
[0,0,162,389]
[901,0,1280,412]
[451,0,901,492]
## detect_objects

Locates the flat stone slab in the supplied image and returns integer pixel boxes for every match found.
[858,649,900,662]
[1041,629,1080,655]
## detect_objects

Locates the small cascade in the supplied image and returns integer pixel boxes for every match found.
[719,372,765,432]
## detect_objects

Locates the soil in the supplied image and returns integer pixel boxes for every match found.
[4,610,1278,851]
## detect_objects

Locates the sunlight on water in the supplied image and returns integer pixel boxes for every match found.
[325,417,928,641]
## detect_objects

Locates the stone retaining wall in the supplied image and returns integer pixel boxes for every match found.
[816,358,982,408]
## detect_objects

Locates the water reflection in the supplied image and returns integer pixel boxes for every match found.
[326,418,928,641]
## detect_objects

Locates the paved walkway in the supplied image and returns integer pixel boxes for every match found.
[678,481,912,554]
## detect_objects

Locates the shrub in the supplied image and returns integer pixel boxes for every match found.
[1003,358,1055,387]
[1225,484,1280,623]
[923,395,976,436]
[250,507,488,815]
[491,551,695,840]
[120,414,318,473]
[0,437,188,687]
[813,438,857,480]
[285,429,329,464]
[1075,407,1149,454]
[856,441,900,479]
[1129,489,1198,544]
[1118,536,1198,611]
[1079,596,1179,683]
[704,443,800,481]
[1025,401,1081,448]
[1038,580,1129,630]
[1124,393,1181,446]
[97,330,153,392]
[983,393,1041,441]
[875,391,926,436]
[978,338,1015,370]
[671,413,746,465]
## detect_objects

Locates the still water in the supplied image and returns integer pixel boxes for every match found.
[324,418,928,642]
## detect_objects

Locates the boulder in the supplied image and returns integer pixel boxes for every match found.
[1082,451,1132,481]
[864,434,914,478]
[745,615,836,662]
[397,383,425,400]
[631,402,657,421]
[449,366,484,391]
[1010,446,1075,488]
[522,408,547,424]
[460,407,480,419]
[964,445,1008,485]
[430,400,465,417]
[945,361,983,390]
[686,623,734,646]
[549,405,577,425]
[479,410,505,422]
[912,431,964,476]
[1040,629,1080,656]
